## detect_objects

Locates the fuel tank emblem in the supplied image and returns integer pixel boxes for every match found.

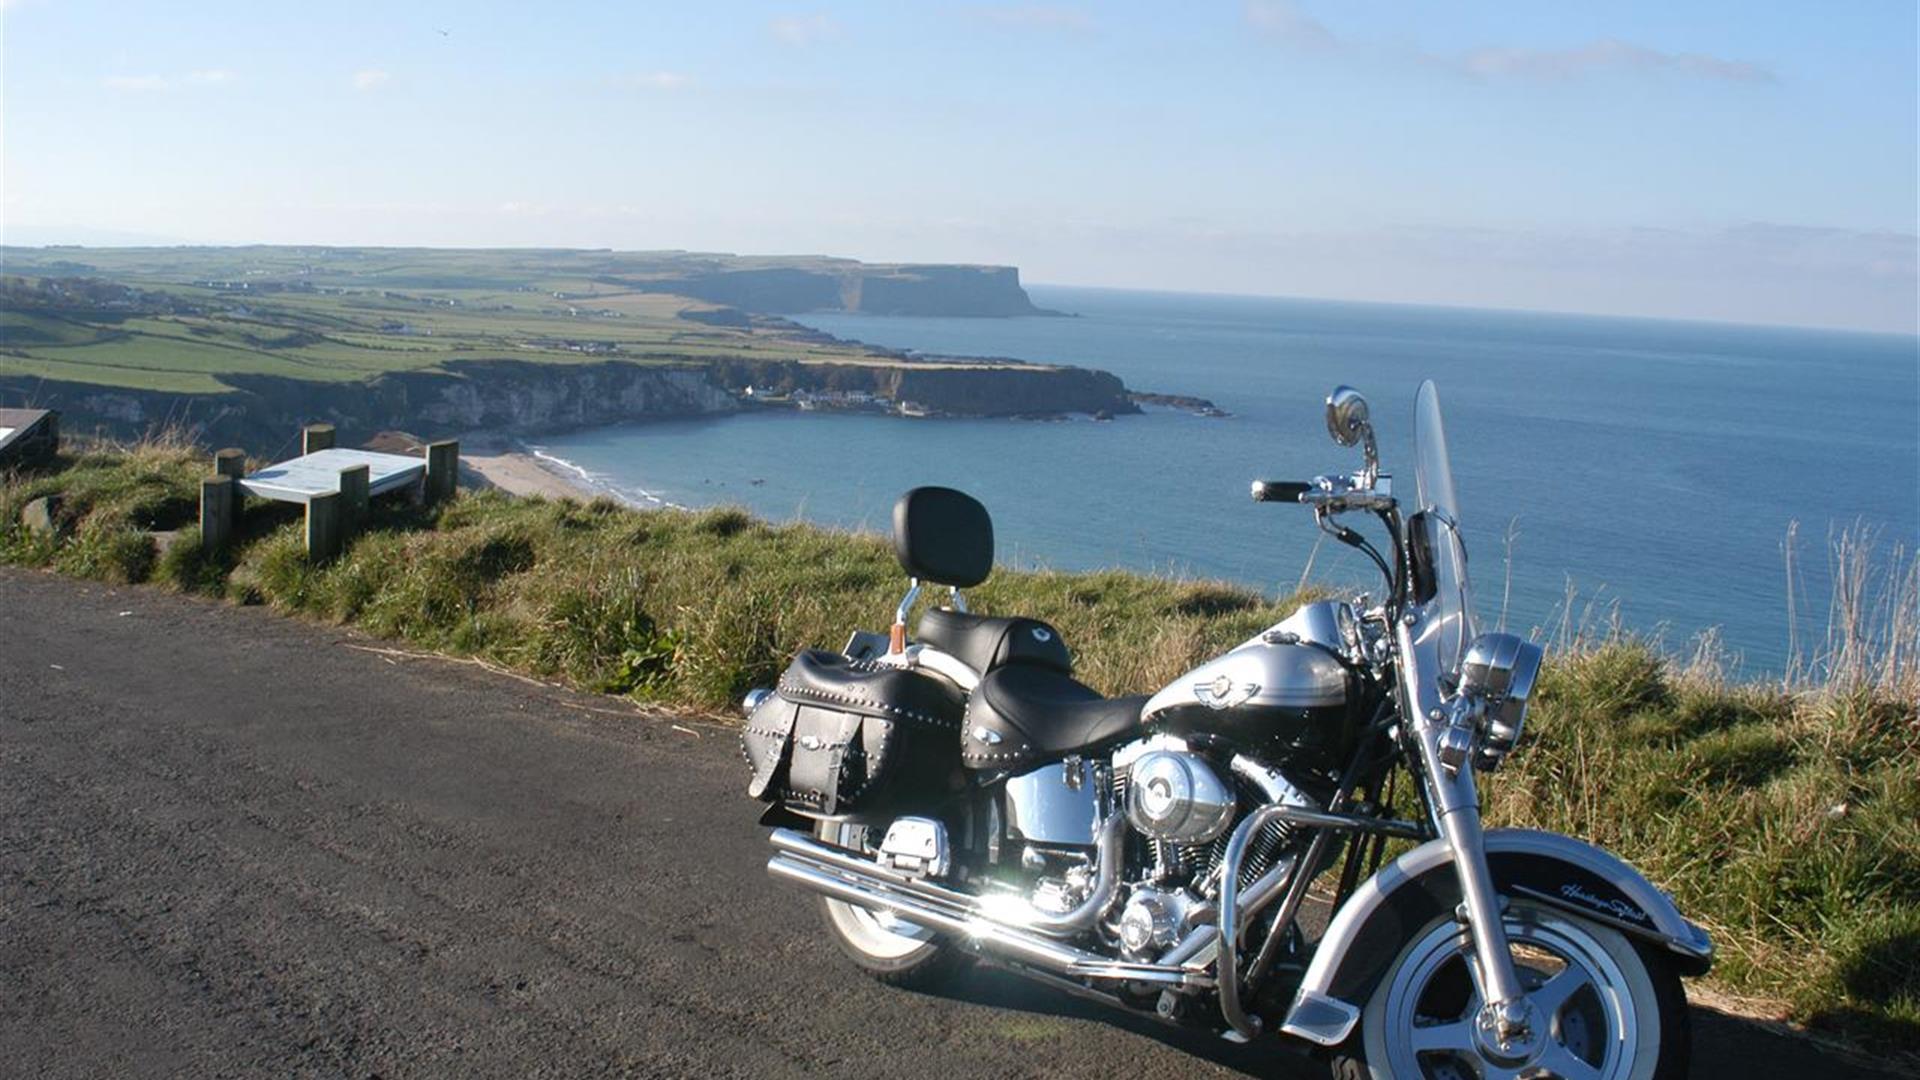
[1194,674,1261,710]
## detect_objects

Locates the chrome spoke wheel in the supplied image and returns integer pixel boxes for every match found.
[1365,901,1658,1080]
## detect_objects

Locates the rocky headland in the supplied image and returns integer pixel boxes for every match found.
[4,356,1142,454]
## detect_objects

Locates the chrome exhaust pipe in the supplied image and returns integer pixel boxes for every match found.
[769,819,1124,938]
[770,856,1105,975]
[766,831,1209,989]
[770,828,973,912]
[767,855,1206,987]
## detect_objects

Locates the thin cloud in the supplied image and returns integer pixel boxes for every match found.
[1242,0,1335,50]
[768,13,838,47]
[103,75,172,92]
[185,69,236,85]
[963,5,1095,33]
[1454,38,1775,83]
[351,69,391,91]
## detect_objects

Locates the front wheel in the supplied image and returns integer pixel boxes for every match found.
[815,820,962,989]
[1351,899,1689,1080]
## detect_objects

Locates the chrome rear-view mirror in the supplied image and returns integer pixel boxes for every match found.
[1325,385,1378,485]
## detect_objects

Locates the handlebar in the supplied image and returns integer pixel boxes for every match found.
[1254,473,1402,592]
[1252,476,1398,512]
[1250,480,1313,503]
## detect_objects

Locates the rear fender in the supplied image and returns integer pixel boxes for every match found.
[1278,828,1713,1047]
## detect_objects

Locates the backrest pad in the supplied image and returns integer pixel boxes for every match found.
[892,486,993,587]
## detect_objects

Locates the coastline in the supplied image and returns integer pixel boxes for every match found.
[459,433,612,503]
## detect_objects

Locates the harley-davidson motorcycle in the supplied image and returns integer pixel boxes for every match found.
[741,382,1711,1078]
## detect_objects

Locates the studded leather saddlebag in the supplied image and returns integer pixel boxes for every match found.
[743,649,966,818]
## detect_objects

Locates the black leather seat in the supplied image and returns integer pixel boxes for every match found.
[961,663,1147,769]
[916,607,1072,675]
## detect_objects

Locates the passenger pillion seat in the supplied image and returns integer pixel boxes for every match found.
[915,609,1071,676]
[888,487,1146,770]
[889,486,1071,673]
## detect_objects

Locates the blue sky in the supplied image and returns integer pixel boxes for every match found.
[3,1,1915,332]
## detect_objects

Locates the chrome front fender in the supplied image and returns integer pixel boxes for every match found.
[1278,828,1714,1047]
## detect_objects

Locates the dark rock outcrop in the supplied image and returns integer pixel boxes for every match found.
[1129,391,1229,417]
[843,267,1045,317]
[886,364,1135,416]
[705,359,1136,417]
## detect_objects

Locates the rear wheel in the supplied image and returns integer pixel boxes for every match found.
[1351,900,1689,1080]
[816,820,962,989]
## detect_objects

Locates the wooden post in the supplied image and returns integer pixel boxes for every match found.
[306,490,343,562]
[302,423,336,454]
[200,475,235,553]
[214,448,246,481]
[338,464,370,530]
[214,448,246,527]
[425,439,459,504]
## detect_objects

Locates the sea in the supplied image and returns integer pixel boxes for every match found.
[531,286,1919,675]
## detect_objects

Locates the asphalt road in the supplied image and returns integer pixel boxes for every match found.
[2,568,1907,1079]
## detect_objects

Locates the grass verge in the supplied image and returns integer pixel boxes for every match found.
[4,441,1916,1055]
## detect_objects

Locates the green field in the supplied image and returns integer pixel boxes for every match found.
[0,246,959,394]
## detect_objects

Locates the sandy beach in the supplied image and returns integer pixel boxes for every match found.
[457,434,601,501]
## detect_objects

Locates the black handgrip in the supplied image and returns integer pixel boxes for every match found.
[1251,480,1312,503]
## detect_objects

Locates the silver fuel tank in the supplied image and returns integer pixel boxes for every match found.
[1141,601,1361,773]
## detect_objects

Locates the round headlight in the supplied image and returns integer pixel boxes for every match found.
[1457,632,1543,767]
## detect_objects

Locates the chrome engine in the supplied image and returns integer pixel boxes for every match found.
[1123,751,1235,843]
[1106,737,1314,897]
[1098,738,1321,965]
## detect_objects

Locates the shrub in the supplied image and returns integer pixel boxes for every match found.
[54,522,156,583]
[154,526,232,594]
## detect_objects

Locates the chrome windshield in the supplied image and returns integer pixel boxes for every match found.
[1411,381,1476,677]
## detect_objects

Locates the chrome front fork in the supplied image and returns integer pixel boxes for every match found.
[1417,733,1540,1056]
[1395,613,1538,1055]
